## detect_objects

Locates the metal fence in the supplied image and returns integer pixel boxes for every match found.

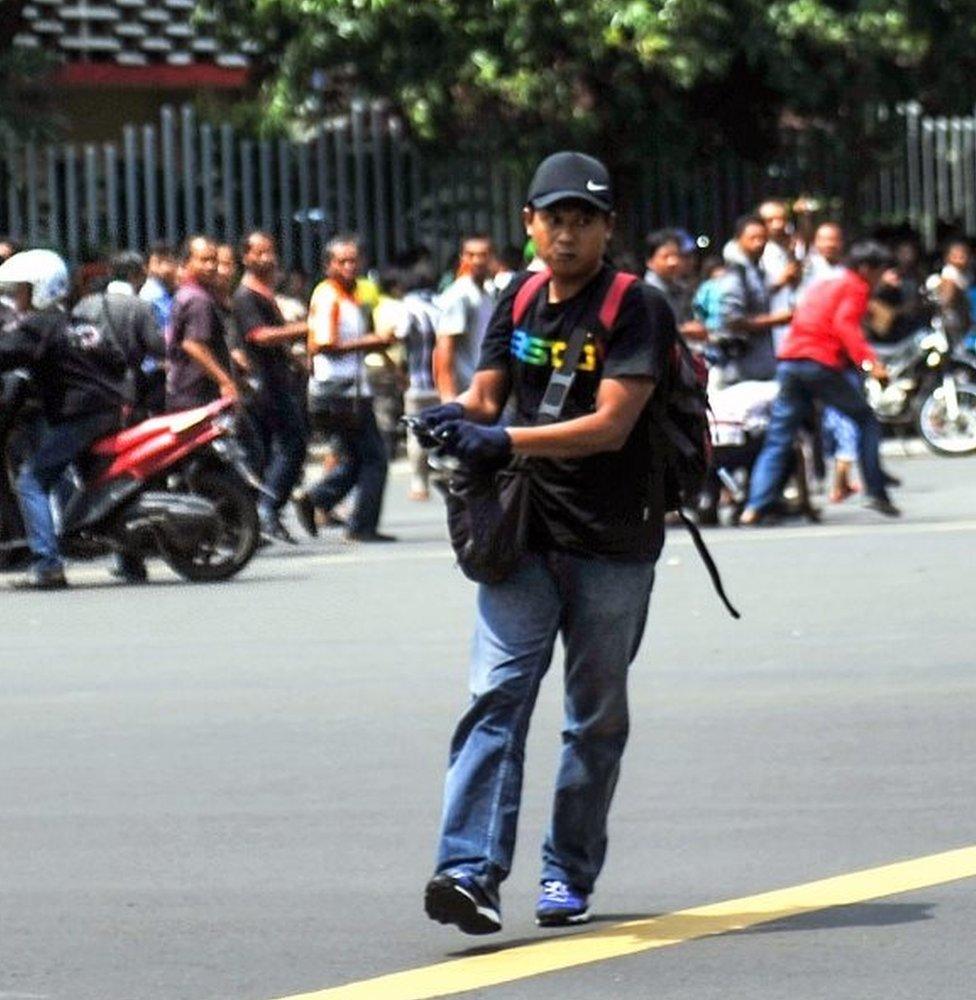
[2,100,975,269]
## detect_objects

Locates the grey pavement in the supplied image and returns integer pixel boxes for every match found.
[1,452,975,1000]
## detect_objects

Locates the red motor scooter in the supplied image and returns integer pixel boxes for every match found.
[1,372,262,582]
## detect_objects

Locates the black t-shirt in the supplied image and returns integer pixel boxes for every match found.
[478,266,677,561]
[0,308,126,423]
[231,284,293,392]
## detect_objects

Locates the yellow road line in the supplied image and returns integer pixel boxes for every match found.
[274,845,976,1000]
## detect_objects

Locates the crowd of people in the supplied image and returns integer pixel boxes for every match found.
[1,191,974,584]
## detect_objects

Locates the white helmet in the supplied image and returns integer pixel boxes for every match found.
[0,249,70,310]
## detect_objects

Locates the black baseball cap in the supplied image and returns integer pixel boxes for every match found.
[526,151,613,213]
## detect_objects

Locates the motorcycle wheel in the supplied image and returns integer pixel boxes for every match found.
[916,381,976,456]
[160,467,260,582]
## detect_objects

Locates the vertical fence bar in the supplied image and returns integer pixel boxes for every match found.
[104,143,119,252]
[963,120,976,236]
[259,139,274,233]
[181,104,197,235]
[221,123,236,243]
[5,136,22,241]
[25,142,40,245]
[905,103,922,234]
[409,142,423,248]
[277,138,294,271]
[240,140,255,235]
[950,118,964,225]
[64,145,80,261]
[161,107,178,245]
[84,144,99,251]
[489,159,506,251]
[200,122,215,236]
[315,125,331,247]
[935,118,950,226]
[297,138,313,274]
[335,118,350,233]
[432,162,446,269]
[388,118,406,256]
[350,101,369,256]
[123,125,140,250]
[370,102,389,267]
[46,144,60,249]
[921,119,936,249]
[142,125,159,248]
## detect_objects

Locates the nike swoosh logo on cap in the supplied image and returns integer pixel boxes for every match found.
[586,181,609,192]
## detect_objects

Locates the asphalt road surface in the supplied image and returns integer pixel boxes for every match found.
[2,451,975,1000]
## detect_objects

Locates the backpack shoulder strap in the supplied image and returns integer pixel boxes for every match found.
[511,269,551,327]
[597,271,639,332]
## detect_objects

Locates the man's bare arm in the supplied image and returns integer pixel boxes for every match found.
[434,335,459,400]
[453,368,510,424]
[245,321,308,346]
[182,340,239,401]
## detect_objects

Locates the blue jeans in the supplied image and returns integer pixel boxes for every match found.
[436,551,657,894]
[307,401,388,535]
[748,360,888,512]
[822,369,863,463]
[16,411,118,573]
[252,387,308,519]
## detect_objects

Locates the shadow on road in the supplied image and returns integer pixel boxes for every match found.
[447,901,936,959]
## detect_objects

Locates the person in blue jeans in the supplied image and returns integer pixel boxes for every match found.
[300,402,389,539]
[0,250,127,588]
[741,241,901,523]
[418,152,676,933]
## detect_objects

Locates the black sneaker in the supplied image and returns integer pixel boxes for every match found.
[345,531,397,544]
[110,553,148,584]
[292,492,318,539]
[12,567,69,591]
[260,513,298,545]
[424,873,501,935]
[864,496,901,517]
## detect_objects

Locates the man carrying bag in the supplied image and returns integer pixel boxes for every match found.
[417,152,677,933]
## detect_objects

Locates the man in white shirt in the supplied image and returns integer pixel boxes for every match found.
[758,200,801,352]
[295,236,397,543]
[434,235,496,399]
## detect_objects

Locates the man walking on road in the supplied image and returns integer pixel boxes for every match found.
[419,151,676,934]
[295,236,396,543]
[741,240,901,523]
[231,231,309,543]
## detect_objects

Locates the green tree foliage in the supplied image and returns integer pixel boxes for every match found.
[199,1,976,180]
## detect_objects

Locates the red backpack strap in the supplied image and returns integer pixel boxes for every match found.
[511,268,552,327]
[597,271,639,332]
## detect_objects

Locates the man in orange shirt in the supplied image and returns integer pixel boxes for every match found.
[741,240,899,522]
[295,236,397,543]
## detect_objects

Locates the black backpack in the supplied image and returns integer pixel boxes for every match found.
[649,337,740,618]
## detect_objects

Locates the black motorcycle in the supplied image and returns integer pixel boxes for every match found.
[866,321,976,455]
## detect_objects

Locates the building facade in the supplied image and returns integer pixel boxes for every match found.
[12,0,252,139]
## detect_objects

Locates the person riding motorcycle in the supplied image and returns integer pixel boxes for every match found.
[0,249,128,589]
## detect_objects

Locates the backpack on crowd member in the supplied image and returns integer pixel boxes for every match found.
[450,268,739,617]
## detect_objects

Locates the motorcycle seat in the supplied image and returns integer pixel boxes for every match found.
[91,401,223,456]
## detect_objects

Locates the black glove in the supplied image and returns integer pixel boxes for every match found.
[436,420,513,471]
[418,401,464,432]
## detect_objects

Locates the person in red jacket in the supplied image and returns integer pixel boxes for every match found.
[741,241,900,522]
